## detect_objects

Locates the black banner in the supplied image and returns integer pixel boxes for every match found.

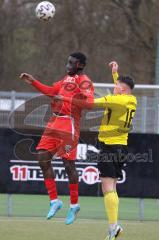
[0,128,158,198]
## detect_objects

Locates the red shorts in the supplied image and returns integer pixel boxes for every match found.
[36,115,79,160]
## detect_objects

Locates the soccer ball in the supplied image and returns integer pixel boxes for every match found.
[35,1,56,21]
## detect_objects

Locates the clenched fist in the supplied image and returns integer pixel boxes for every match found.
[19,73,36,84]
[108,61,119,73]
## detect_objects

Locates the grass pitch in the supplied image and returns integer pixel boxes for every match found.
[0,217,159,240]
[0,194,159,240]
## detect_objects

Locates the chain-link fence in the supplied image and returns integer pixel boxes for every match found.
[0,84,159,133]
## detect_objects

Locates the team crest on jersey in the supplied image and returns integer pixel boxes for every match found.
[63,76,79,91]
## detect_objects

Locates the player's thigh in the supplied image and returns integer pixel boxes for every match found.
[37,150,53,162]
[37,134,62,157]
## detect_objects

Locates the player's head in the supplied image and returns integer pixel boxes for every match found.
[114,75,135,95]
[66,52,87,76]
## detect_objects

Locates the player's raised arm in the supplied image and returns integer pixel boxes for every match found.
[93,61,120,108]
[108,61,119,84]
[20,73,59,97]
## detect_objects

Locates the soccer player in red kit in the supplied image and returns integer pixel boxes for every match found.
[20,52,94,224]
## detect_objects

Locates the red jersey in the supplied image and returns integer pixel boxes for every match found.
[32,74,94,122]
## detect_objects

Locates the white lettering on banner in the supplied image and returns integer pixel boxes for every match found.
[118,170,126,184]
[10,165,88,182]
[77,144,87,160]
[10,164,126,185]
[27,167,43,180]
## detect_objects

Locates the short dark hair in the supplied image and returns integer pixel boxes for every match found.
[70,52,87,65]
[118,75,135,89]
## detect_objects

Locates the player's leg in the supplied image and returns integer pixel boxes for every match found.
[102,177,119,225]
[63,159,80,225]
[63,159,79,204]
[38,150,57,200]
[97,144,123,240]
[101,177,122,239]
[113,179,119,222]
[101,177,119,228]
[37,150,63,219]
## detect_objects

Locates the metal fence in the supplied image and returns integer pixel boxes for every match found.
[0,83,159,133]
[1,194,159,221]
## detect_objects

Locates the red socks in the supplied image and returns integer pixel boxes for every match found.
[44,179,78,204]
[44,178,57,201]
[69,183,78,204]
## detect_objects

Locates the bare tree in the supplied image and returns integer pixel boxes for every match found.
[0,0,158,91]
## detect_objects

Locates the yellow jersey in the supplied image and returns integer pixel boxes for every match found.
[94,94,137,145]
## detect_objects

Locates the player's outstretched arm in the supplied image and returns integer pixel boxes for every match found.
[54,94,94,109]
[20,73,57,97]
[108,61,119,84]
[93,97,107,108]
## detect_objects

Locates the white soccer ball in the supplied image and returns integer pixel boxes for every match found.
[35,1,56,21]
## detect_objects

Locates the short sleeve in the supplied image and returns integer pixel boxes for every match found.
[94,96,107,108]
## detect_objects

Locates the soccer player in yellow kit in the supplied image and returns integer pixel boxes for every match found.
[94,61,137,240]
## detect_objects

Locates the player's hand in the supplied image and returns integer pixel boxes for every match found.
[19,73,36,84]
[108,61,119,73]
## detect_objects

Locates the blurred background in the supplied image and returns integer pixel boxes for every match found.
[0,0,158,91]
[1,1,159,240]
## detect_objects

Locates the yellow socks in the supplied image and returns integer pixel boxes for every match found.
[104,191,119,224]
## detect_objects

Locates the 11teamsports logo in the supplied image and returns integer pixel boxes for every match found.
[10,160,126,185]
[82,166,99,185]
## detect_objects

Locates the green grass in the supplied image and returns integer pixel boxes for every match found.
[0,218,159,240]
[1,194,159,221]
[1,194,159,240]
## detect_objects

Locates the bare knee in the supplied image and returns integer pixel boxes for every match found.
[63,160,78,183]
[101,177,117,194]
[37,150,52,171]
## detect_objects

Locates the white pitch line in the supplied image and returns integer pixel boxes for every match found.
[0,217,148,225]
[0,217,104,224]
